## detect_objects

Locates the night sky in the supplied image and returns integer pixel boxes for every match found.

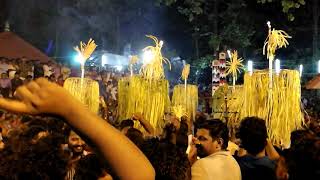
[0,0,318,79]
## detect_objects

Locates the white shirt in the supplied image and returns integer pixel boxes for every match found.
[192,151,241,180]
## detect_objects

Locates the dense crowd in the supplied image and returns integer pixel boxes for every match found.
[0,58,319,180]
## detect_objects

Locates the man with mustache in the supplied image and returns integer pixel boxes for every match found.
[65,130,86,180]
[188,120,241,180]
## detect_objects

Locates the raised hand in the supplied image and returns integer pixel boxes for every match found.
[0,78,78,117]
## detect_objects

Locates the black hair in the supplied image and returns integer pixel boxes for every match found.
[239,117,268,155]
[74,153,114,180]
[196,119,229,150]
[119,119,134,130]
[142,140,191,180]
[286,136,320,180]
[126,128,144,148]
[0,116,70,180]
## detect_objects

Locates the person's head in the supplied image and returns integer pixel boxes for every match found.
[195,119,229,158]
[286,136,320,180]
[126,128,144,148]
[1,73,7,79]
[142,140,191,180]
[26,75,33,81]
[58,75,63,81]
[14,72,20,79]
[74,154,113,180]
[68,131,85,157]
[238,117,268,156]
[49,74,56,81]
[290,129,315,148]
[119,119,134,134]
[0,116,69,179]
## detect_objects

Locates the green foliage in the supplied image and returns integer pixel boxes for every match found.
[158,0,205,22]
[257,0,306,21]
[190,55,213,71]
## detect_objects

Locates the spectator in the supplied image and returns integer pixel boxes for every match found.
[142,139,191,180]
[61,63,71,80]
[0,73,11,98]
[19,57,29,78]
[11,72,23,94]
[286,133,320,180]
[43,62,53,77]
[0,59,9,75]
[189,119,241,180]
[74,154,114,180]
[57,75,64,86]
[0,78,155,180]
[119,119,134,134]
[236,117,278,180]
[26,61,34,77]
[7,61,16,79]
[65,130,86,180]
[24,75,33,84]
[49,74,56,82]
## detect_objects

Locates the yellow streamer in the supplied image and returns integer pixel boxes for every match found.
[140,35,171,81]
[181,64,190,81]
[118,76,170,131]
[64,78,100,114]
[172,85,198,121]
[238,70,304,148]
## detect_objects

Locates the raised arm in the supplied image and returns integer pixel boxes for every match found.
[265,139,280,161]
[0,78,155,180]
[132,113,155,136]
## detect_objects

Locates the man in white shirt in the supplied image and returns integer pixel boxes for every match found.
[188,120,241,180]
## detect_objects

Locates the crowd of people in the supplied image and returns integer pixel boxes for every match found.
[0,58,319,180]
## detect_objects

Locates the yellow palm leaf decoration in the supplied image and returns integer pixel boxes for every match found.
[263,22,291,61]
[140,35,171,81]
[74,38,97,78]
[172,105,187,120]
[181,64,190,81]
[226,50,244,89]
[263,21,291,89]
[129,55,139,65]
[129,55,139,76]
[74,38,97,63]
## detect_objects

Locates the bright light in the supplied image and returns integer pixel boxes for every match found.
[299,64,303,77]
[159,40,164,47]
[247,60,253,76]
[318,60,320,74]
[143,50,154,65]
[74,54,84,64]
[101,54,107,66]
[275,59,281,75]
[115,65,123,71]
[267,21,271,29]
[227,50,232,59]
[89,57,94,60]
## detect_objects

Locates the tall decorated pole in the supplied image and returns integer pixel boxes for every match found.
[64,38,99,114]
[129,55,138,76]
[263,21,291,89]
[74,39,97,79]
[118,35,171,131]
[182,64,190,97]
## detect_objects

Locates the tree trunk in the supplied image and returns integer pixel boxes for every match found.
[313,0,319,61]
